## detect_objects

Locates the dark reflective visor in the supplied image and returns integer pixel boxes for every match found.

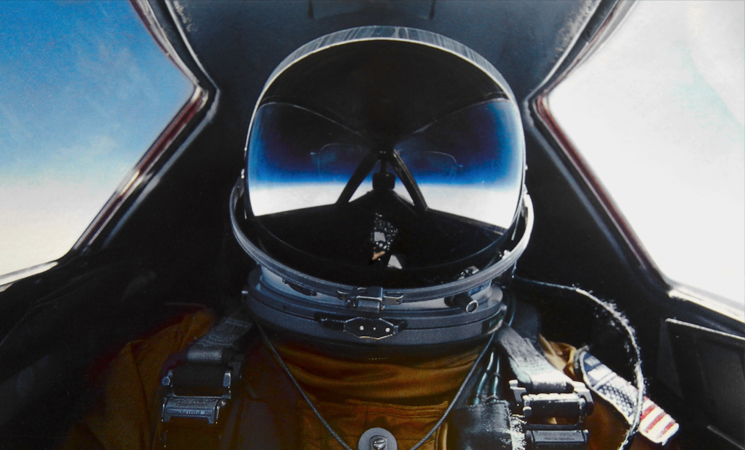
[245,99,525,286]
[248,99,523,229]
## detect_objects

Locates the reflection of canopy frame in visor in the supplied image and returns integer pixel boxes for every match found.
[245,26,522,220]
[336,145,428,211]
[239,26,529,290]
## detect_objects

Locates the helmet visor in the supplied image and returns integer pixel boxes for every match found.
[248,99,524,231]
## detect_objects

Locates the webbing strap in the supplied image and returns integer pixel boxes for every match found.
[496,325,573,393]
[186,314,253,364]
[495,325,592,450]
[158,309,254,448]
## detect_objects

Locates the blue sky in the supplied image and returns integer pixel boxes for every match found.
[0,1,191,184]
[0,1,193,275]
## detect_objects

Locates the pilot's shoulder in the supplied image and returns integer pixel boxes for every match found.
[97,308,218,412]
[126,309,217,365]
[60,311,218,450]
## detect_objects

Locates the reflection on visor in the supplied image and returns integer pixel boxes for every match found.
[314,143,369,177]
[248,100,523,229]
[398,150,462,177]
[247,104,370,215]
[396,100,524,228]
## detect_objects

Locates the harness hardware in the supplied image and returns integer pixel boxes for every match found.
[338,287,403,312]
[161,369,231,424]
[497,325,594,450]
[158,313,253,426]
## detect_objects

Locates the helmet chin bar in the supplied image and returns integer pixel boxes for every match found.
[230,180,534,347]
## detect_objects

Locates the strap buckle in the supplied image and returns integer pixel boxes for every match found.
[509,380,593,425]
[158,312,253,426]
[338,286,403,313]
[524,429,590,450]
[496,325,593,450]
[160,368,234,424]
[509,379,593,450]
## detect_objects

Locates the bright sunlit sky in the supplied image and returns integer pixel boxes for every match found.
[550,1,745,316]
[0,1,192,277]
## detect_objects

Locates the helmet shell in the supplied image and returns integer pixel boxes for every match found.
[231,26,533,348]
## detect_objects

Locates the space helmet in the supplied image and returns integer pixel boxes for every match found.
[230,26,533,350]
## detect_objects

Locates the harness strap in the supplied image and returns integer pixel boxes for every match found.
[185,315,253,363]
[153,314,595,450]
[496,325,593,450]
[496,326,573,393]
[155,310,254,450]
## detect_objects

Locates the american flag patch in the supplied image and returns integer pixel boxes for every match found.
[577,350,678,445]
[639,396,679,445]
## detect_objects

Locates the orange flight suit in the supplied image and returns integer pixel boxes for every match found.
[61,310,666,450]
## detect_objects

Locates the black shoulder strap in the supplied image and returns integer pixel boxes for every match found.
[183,313,254,365]
[153,309,255,449]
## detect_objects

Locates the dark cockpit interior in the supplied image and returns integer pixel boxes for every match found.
[0,1,742,449]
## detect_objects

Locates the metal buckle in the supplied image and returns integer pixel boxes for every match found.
[510,380,593,425]
[510,379,593,450]
[160,368,233,425]
[338,287,403,313]
[162,396,227,424]
[525,429,590,450]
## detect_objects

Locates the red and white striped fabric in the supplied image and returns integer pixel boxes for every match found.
[578,350,679,446]
[639,396,679,445]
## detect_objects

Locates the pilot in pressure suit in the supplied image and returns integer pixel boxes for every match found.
[63,27,679,450]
